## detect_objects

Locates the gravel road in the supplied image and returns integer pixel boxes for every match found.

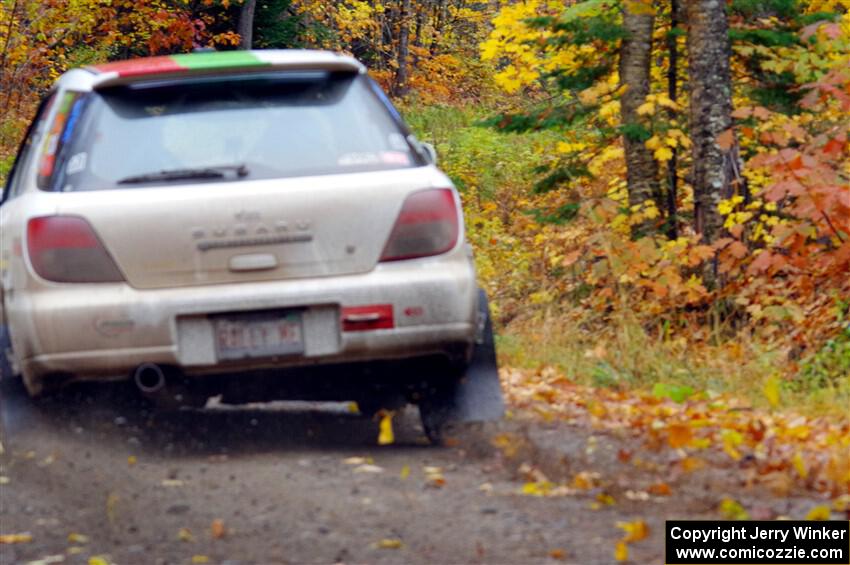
[0,378,830,564]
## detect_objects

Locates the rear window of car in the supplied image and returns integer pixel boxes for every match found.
[46,71,423,191]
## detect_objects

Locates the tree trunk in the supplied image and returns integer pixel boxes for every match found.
[685,0,734,246]
[665,0,680,239]
[238,0,257,50]
[412,5,424,67]
[619,5,659,237]
[393,0,412,97]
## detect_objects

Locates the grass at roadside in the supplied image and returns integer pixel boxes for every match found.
[497,315,850,421]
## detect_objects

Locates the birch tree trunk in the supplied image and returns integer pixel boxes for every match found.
[238,0,257,50]
[619,5,659,237]
[685,0,734,246]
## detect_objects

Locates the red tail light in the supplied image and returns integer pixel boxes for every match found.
[380,189,459,262]
[27,216,124,283]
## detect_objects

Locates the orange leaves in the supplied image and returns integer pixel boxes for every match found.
[716,128,736,151]
[821,133,846,157]
[647,482,671,496]
[571,471,601,490]
[501,365,850,495]
[666,424,693,449]
[728,241,749,259]
[210,519,226,540]
[679,456,705,473]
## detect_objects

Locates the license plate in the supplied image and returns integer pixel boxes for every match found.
[214,311,304,360]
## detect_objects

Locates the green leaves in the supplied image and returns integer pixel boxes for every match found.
[652,383,696,403]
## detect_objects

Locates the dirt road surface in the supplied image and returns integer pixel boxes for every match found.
[0,378,831,564]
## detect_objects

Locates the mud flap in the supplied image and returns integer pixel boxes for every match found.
[0,324,13,381]
[444,289,505,423]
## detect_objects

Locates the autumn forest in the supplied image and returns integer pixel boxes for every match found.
[1,0,849,538]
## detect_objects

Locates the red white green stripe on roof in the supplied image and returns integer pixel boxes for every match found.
[90,50,362,80]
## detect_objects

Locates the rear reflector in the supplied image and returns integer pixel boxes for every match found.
[380,188,459,262]
[341,305,394,332]
[27,216,124,283]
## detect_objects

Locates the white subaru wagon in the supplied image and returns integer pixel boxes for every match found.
[0,50,503,442]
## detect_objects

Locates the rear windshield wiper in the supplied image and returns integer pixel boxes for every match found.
[117,164,249,185]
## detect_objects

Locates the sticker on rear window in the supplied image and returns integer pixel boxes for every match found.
[338,153,381,166]
[66,152,87,175]
[379,151,411,165]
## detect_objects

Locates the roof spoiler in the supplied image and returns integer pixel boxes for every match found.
[88,50,365,89]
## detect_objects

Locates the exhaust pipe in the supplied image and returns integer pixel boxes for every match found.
[133,363,166,394]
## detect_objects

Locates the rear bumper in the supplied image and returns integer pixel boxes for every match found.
[8,248,478,391]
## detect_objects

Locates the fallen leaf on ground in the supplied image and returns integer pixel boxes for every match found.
[343,457,367,465]
[491,433,522,458]
[762,472,793,496]
[792,451,808,479]
[617,520,649,542]
[399,464,410,480]
[161,479,184,487]
[679,456,705,473]
[353,464,384,474]
[211,519,226,539]
[648,482,671,496]
[375,538,403,549]
[667,424,692,448]
[521,481,554,496]
[719,497,749,520]
[763,376,781,407]
[614,541,628,562]
[67,533,89,544]
[127,456,137,466]
[571,471,599,490]
[191,556,210,564]
[178,528,194,542]
[720,429,743,460]
[833,494,850,512]
[378,411,394,445]
[549,548,566,560]
[0,533,33,544]
[806,505,831,520]
[424,466,446,487]
[88,557,110,565]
